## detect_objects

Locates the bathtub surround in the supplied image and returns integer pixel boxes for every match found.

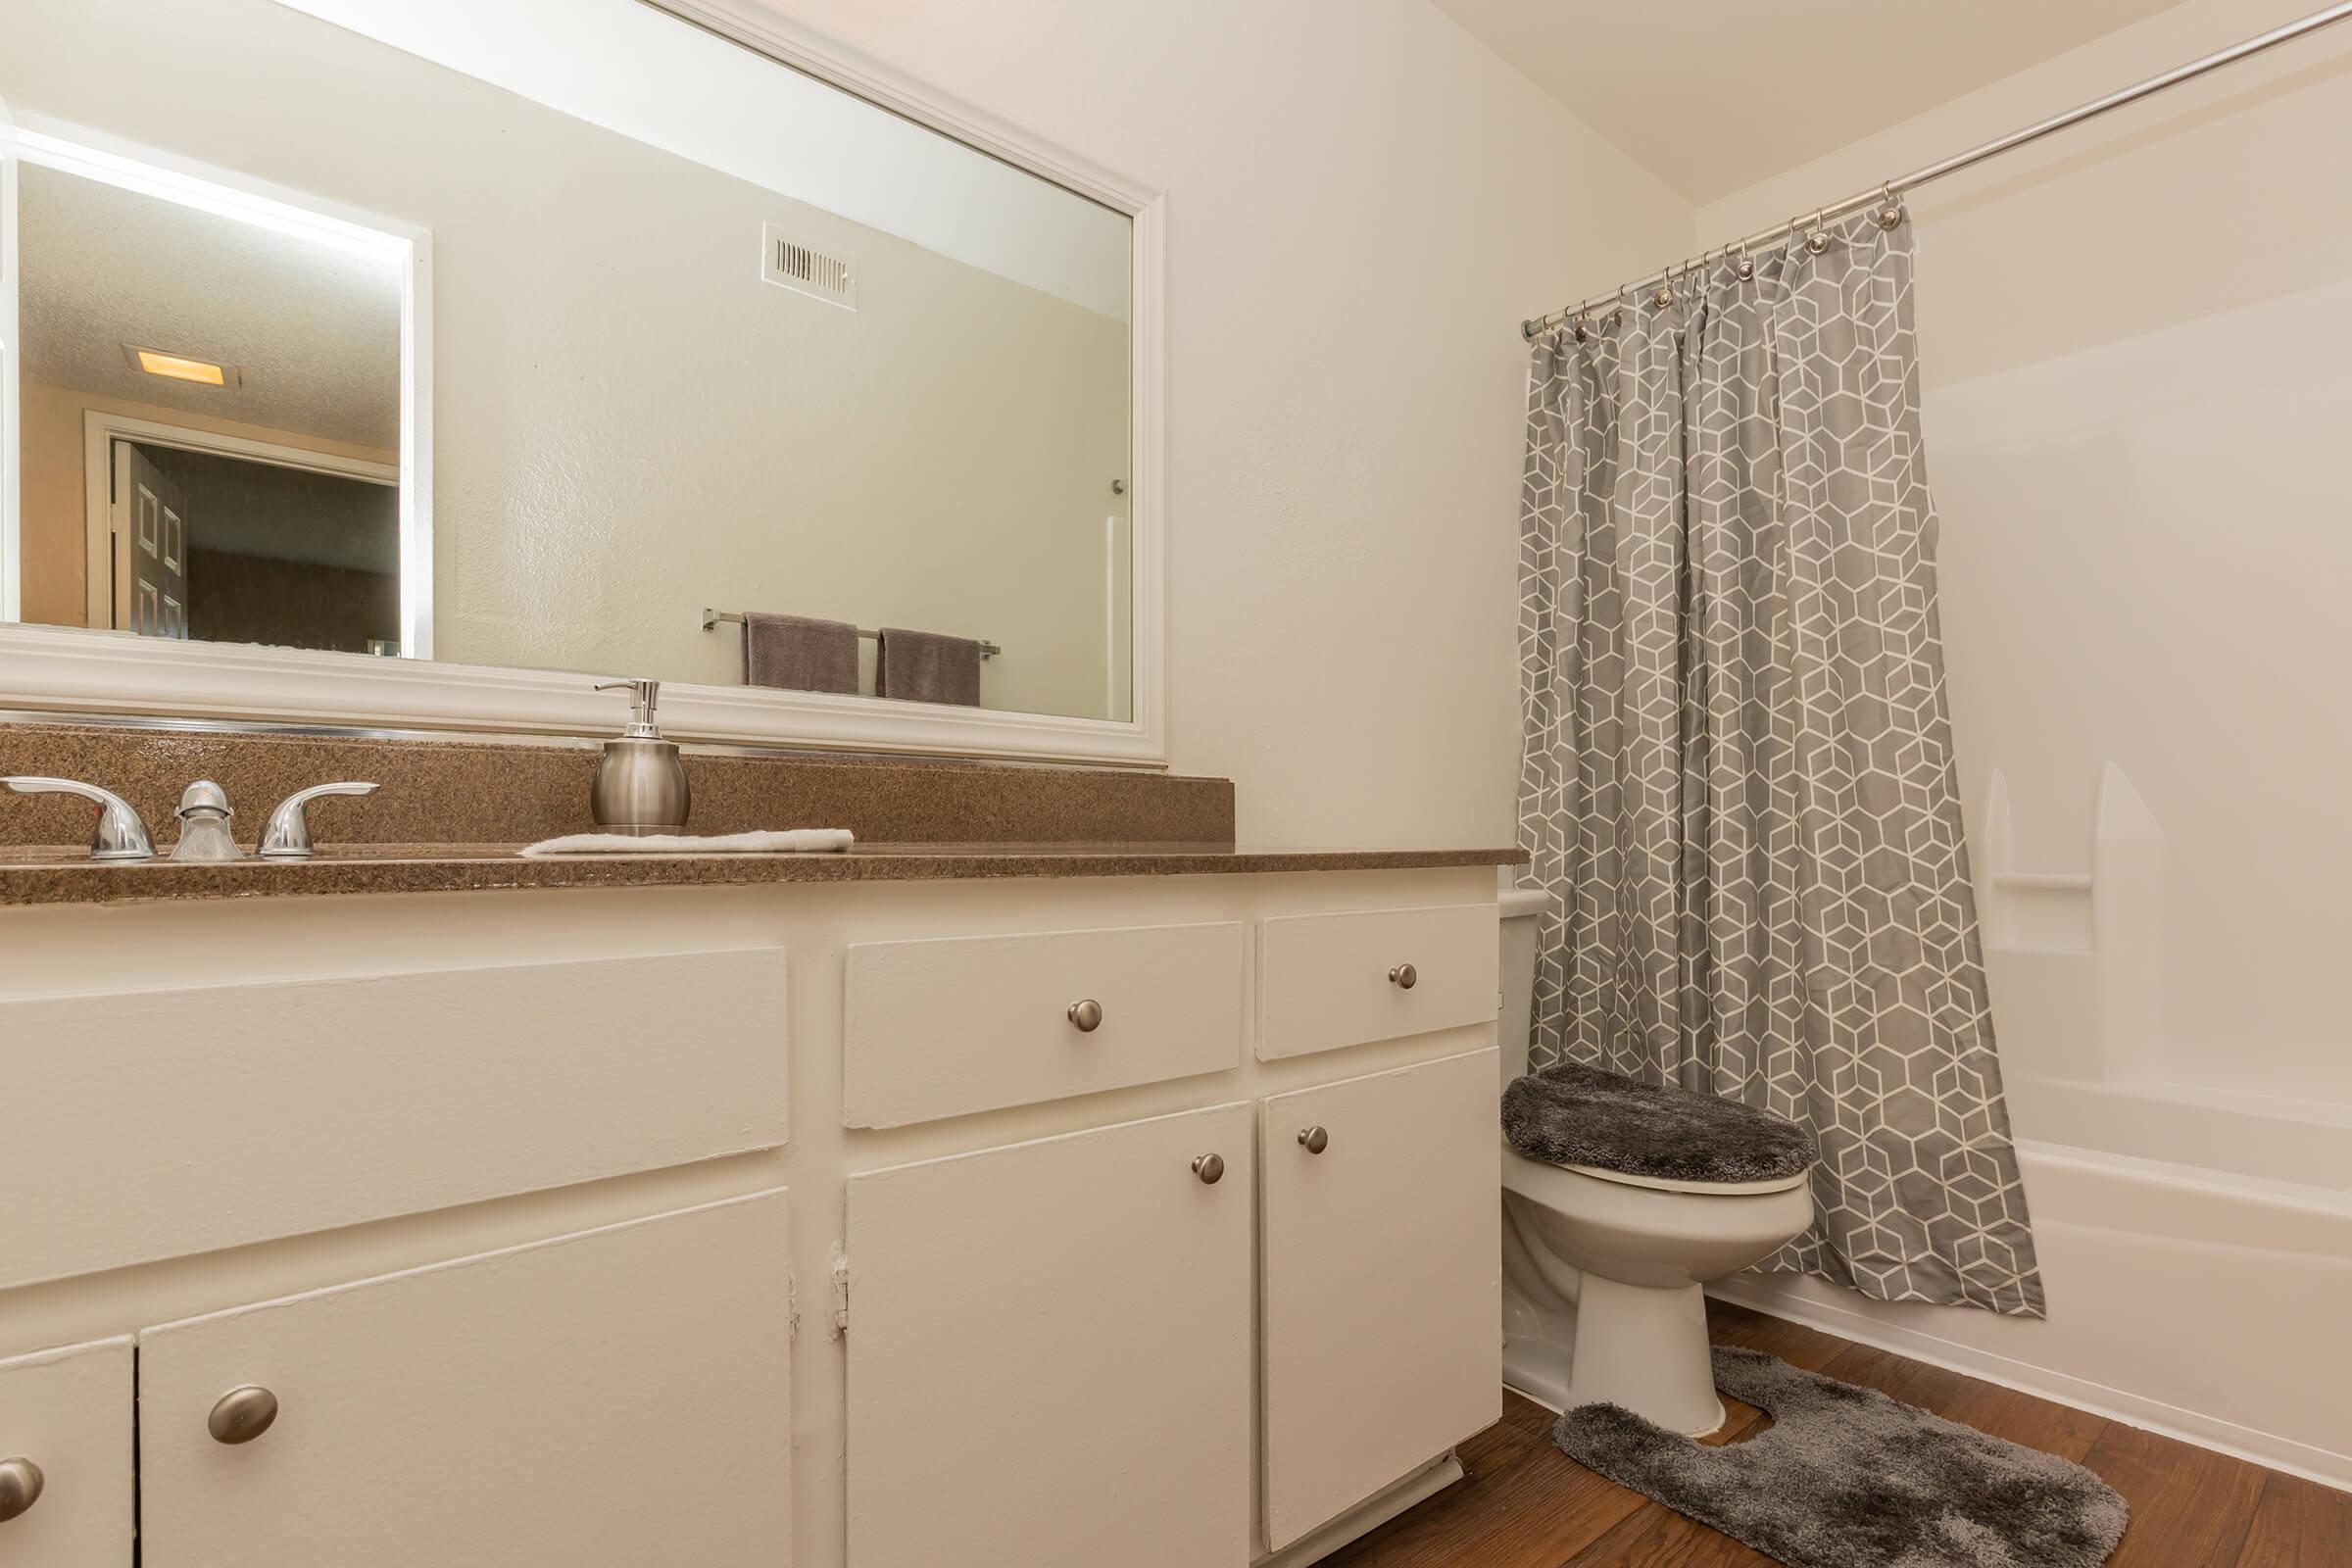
[1517,208,2041,1315]
[1551,1346,2129,1568]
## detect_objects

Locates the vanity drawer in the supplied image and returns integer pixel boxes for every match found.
[843,921,1246,1127]
[1257,904,1497,1059]
[0,949,790,1290]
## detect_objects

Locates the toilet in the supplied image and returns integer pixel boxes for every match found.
[1495,888,1816,1437]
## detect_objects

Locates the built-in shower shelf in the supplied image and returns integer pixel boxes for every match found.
[1979,762,2165,1085]
[1991,872,2093,892]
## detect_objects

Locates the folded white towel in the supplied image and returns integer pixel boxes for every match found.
[518,829,856,858]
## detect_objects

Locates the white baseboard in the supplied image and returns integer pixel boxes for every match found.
[1707,1275,2352,1494]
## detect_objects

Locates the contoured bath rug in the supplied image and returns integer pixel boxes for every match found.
[1552,1347,2128,1568]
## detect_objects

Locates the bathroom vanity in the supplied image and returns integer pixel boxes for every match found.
[0,0,1517,1557]
[0,749,1517,1568]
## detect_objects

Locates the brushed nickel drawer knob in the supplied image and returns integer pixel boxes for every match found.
[1389,963,1418,990]
[1067,998,1103,1033]
[1191,1152,1226,1185]
[208,1386,279,1446]
[1298,1126,1330,1154]
[0,1458,42,1524]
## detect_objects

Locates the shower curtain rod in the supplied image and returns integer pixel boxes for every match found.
[1520,0,2352,340]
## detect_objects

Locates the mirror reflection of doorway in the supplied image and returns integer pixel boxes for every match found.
[13,155,408,653]
[101,436,398,654]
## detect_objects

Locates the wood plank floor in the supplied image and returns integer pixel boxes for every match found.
[1325,1299,2350,1568]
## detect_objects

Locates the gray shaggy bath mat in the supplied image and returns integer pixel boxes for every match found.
[1553,1347,2128,1568]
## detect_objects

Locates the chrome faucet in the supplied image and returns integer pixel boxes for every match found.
[171,780,243,862]
[2,777,157,861]
[2,775,379,862]
[259,782,381,859]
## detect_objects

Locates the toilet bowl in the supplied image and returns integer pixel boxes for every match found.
[1495,888,1815,1437]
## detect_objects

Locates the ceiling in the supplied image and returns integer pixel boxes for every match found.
[17,163,403,449]
[1429,0,2189,204]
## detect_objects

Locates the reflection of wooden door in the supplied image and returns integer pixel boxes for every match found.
[112,442,187,637]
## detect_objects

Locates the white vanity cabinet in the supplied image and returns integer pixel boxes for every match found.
[0,862,1506,1568]
[135,1191,795,1568]
[1257,1050,1501,1552]
[0,1338,135,1567]
[845,1104,1255,1568]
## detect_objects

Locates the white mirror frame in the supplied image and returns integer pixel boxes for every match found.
[0,0,1168,769]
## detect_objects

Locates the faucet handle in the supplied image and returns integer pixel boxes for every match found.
[3,777,157,861]
[259,782,381,860]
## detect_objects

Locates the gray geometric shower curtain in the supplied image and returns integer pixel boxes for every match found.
[1517,207,2043,1317]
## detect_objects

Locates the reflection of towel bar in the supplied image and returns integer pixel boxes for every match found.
[701,609,1000,659]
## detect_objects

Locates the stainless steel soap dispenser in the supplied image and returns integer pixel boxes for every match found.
[591,678,690,836]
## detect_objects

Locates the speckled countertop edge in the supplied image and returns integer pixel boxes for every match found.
[0,843,1529,907]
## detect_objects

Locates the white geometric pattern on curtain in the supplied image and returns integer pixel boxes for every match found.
[1516,207,2042,1317]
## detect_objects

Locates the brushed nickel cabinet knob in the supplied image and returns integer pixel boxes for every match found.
[1191,1153,1226,1185]
[208,1386,279,1446]
[1389,963,1418,990]
[1298,1126,1330,1154]
[0,1458,42,1523]
[1067,999,1104,1033]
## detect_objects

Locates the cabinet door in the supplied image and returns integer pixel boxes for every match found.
[0,1337,133,1567]
[138,1190,793,1568]
[1259,1049,1499,1550]
[846,1103,1252,1568]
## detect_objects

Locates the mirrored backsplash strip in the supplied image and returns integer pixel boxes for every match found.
[0,722,1233,852]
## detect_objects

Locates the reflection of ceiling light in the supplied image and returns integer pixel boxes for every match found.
[123,345,237,387]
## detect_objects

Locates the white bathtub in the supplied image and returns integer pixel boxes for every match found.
[1711,1085,2352,1489]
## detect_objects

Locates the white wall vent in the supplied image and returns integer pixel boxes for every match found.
[761,222,858,311]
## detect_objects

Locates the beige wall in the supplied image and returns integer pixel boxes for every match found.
[17,381,396,629]
[1697,0,2352,1100]
[730,0,1693,843]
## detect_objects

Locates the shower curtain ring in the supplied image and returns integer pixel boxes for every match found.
[1806,208,1831,255]
[1735,240,1755,282]
[1876,181,1903,230]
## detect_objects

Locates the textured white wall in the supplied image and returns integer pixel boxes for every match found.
[722,0,1692,845]
[1698,0,2352,1101]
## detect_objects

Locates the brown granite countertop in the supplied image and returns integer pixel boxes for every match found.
[0,841,1528,906]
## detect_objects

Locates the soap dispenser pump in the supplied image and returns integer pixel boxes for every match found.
[591,678,690,836]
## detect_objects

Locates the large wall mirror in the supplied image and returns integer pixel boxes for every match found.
[0,0,1164,763]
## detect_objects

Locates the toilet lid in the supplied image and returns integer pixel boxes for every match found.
[1501,1060,1819,1189]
